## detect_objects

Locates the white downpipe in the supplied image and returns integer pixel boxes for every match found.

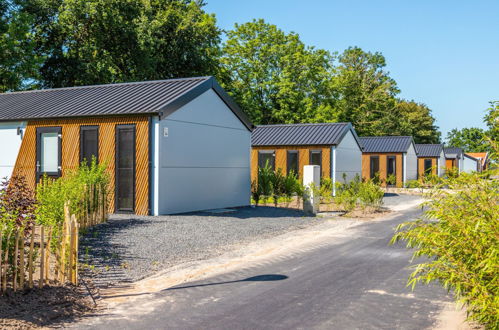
[331,146,336,196]
[437,158,441,177]
[403,153,407,187]
[152,116,160,216]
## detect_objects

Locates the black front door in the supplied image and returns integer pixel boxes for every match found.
[115,124,136,213]
[36,127,62,181]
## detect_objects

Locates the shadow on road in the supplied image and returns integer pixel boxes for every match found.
[166,274,289,291]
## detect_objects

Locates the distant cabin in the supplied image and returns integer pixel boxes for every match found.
[415,144,446,178]
[0,77,253,215]
[251,123,363,186]
[444,147,464,173]
[465,152,489,172]
[359,136,418,187]
[462,153,480,173]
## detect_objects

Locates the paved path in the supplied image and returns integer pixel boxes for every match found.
[78,204,456,330]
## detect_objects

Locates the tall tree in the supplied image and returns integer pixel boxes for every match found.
[395,100,441,143]
[0,0,40,91]
[445,127,489,152]
[20,0,221,88]
[333,47,400,136]
[484,101,498,142]
[220,19,336,125]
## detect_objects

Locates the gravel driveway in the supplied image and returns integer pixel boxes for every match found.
[79,207,320,288]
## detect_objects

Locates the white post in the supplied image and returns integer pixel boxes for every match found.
[152,116,160,216]
[303,165,320,215]
[331,146,337,197]
[403,153,407,187]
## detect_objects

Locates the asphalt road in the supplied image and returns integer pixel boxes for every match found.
[80,205,454,330]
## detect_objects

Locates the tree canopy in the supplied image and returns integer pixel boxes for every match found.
[445,127,489,152]
[0,6,446,141]
[18,0,221,88]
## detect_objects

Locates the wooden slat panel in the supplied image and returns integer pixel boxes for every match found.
[251,146,331,183]
[418,158,438,179]
[12,116,150,215]
[362,153,403,187]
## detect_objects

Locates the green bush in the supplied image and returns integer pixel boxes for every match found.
[391,170,499,328]
[405,180,421,188]
[335,175,384,212]
[253,164,303,207]
[319,177,333,203]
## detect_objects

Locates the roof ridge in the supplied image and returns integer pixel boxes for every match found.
[359,136,412,139]
[255,122,349,127]
[0,76,212,96]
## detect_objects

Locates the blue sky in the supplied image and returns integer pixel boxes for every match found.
[204,0,498,139]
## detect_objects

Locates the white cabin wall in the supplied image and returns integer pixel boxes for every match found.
[405,143,418,181]
[334,130,362,183]
[0,122,26,180]
[157,89,250,214]
[462,156,478,173]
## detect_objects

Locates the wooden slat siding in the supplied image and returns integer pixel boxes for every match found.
[417,158,437,179]
[361,153,403,187]
[12,116,150,215]
[251,146,331,183]
[445,159,456,170]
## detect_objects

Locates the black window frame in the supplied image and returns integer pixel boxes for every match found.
[309,150,322,178]
[258,150,275,170]
[36,126,62,181]
[387,156,396,176]
[286,150,299,176]
[115,124,136,213]
[424,159,433,175]
[80,125,99,166]
[370,156,380,179]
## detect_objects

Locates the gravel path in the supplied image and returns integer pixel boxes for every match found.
[79,207,321,288]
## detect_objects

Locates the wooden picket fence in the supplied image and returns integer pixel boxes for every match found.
[0,183,107,293]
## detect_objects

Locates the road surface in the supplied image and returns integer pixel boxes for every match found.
[79,205,456,330]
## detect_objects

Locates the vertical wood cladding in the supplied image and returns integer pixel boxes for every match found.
[417,158,437,179]
[251,146,331,183]
[446,159,456,170]
[12,116,150,215]
[361,153,403,187]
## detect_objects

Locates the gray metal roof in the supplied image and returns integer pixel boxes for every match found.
[444,147,464,159]
[0,76,253,130]
[359,136,415,153]
[415,144,444,157]
[251,123,362,148]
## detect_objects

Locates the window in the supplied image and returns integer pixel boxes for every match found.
[287,150,299,176]
[36,127,62,180]
[258,151,275,170]
[370,156,379,179]
[387,156,396,175]
[80,126,99,165]
[309,150,322,177]
[424,159,433,175]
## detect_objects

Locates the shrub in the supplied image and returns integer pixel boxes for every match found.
[335,175,384,213]
[283,170,299,204]
[0,175,37,232]
[358,180,384,210]
[270,169,286,207]
[405,180,421,188]
[319,178,333,203]
[386,173,396,187]
[391,170,499,328]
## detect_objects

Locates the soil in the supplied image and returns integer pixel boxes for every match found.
[0,284,96,329]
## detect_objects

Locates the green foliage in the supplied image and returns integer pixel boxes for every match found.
[0,0,40,91]
[20,0,221,88]
[220,19,335,125]
[253,164,302,207]
[319,178,333,203]
[484,101,499,161]
[405,180,421,188]
[386,173,396,187]
[0,175,37,230]
[391,171,499,328]
[36,158,109,229]
[446,127,489,152]
[395,100,441,144]
[335,175,384,212]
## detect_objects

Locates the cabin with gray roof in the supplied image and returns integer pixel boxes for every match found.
[0,76,253,215]
[251,123,363,192]
[444,147,464,173]
[359,136,418,187]
[415,144,446,177]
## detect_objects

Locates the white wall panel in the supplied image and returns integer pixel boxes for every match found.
[405,143,418,181]
[0,122,25,180]
[334,130,362,183]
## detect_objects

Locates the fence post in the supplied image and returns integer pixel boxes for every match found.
[13,230,20,292]
[45,228,52,285]
[19,232,25,289]
[28,227,35,288]
[2,230,10,292]
[39,226,44,289]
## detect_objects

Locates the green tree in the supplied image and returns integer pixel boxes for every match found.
[446,127,489,152]
[20,0,221,88]
[0,0,40,91]
[220,19,336,125]
[395,100,441,143]
[484,101,498,142]
[333,47,401,136]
